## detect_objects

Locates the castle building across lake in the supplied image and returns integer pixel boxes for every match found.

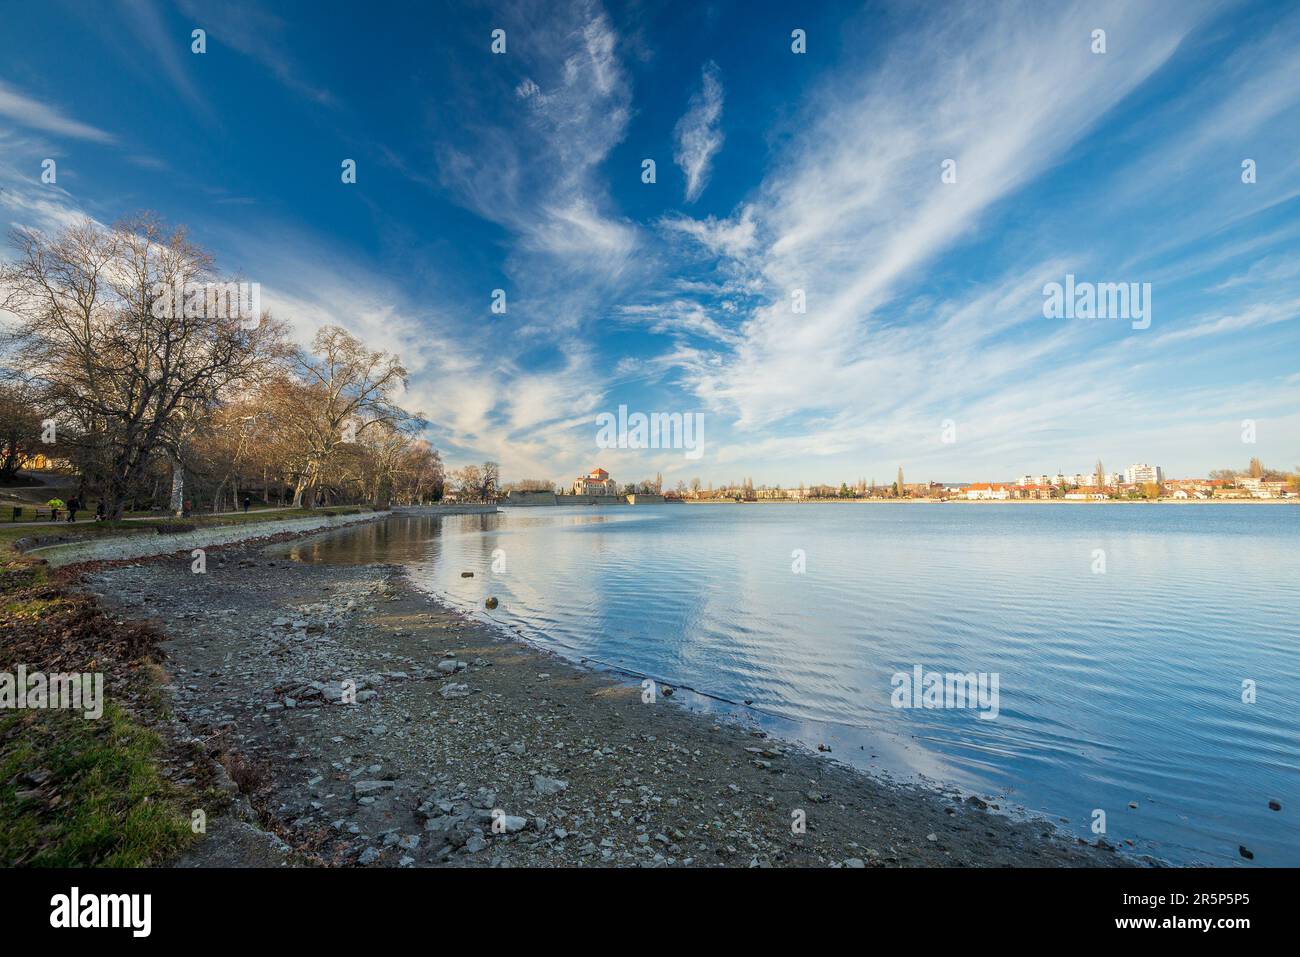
[572,467,617,495]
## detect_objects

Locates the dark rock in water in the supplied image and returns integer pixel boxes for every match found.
[966,795,989,810]
[484,596,498,609]
[1268,799,1281,811]
[1238,845,1254,860]
[818,744,832,753]
[461,571,474,578]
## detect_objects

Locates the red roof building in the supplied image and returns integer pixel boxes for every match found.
[573,468,616,495]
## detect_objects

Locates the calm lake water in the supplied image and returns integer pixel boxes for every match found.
[286,503,1299,865]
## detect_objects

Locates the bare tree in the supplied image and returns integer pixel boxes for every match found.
[478,461,500,501]
[392,440,444,503]
[280,325,413,507]
[449,461,498,502]
[0,379,45,482]
[1,216,283,518]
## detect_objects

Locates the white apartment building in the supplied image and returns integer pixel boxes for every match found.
[1021,469,1123,487]
[966,483,1011,500]
[1125,463,1164,485]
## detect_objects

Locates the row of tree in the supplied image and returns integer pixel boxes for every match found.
[448,462,500,502]
[1209,458,1298,485]
[0,216,443,517]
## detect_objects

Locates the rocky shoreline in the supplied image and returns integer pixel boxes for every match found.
[79,532,1142,868]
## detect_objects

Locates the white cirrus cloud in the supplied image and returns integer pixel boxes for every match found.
[661,205,757,259]
[0,79,115,143]
[673,60,724,203]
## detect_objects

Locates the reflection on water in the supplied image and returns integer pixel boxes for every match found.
[285,504,1300,866]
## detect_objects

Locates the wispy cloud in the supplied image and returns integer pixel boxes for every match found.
[673,60,724,203]
[663,1,1217,437]
[117,0,209,116]
[661,206,756,258]
[0,79,115,143]
[615,300,742,346]
[438,3,637,275]
[174,0,335,105]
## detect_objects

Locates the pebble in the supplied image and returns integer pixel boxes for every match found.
[533,775,569,796]
[353,780,396,798]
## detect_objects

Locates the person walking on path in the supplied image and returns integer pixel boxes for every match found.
[242,495,251,513]
[95,501,105,521]
[67,496,79,523]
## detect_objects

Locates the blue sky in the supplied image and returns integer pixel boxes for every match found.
[2,0,1298,487]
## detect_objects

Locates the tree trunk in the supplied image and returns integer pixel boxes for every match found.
[104,476,128,521]
[293,460,321,508]
[169,460,185,517]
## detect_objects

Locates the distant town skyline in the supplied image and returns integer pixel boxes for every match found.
[524,456,1288,491]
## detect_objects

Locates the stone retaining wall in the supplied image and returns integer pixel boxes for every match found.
[388,505,501,515]
[30,511,388,567]
[499,492,558,506]
[502,494,627,506]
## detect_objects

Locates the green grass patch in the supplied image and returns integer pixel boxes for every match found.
[2,593,68,618]
[0,703,198,866]
[0,527,217,867]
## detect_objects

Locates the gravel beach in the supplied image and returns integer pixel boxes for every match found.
[79,528,1139,869]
